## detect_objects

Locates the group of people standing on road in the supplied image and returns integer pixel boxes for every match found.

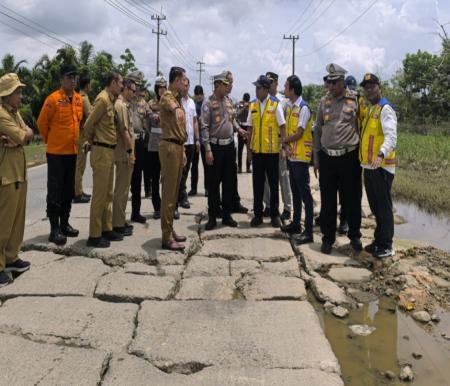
[0,60,397,288]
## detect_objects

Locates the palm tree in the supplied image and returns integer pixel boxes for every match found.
[79,41,94,66]
[0,54,27,76]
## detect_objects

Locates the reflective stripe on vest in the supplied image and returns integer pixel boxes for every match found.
[359,97,396,167]
[286,100,313,162]
[250,97,280,153]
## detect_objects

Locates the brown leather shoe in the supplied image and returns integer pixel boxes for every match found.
[162,239,185,251]
[173,232,187,242]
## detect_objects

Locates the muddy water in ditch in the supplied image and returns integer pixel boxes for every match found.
[394,202,450,252]
[310,294,450,385]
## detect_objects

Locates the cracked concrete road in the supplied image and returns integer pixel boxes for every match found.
[0,164,352,386]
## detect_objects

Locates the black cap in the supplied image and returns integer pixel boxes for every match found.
[194,85,204,95]
[360,73,380,87]
[266,72,279,82]
[253,75,271,89]
[243,93,250,102]
[60,64,78,77]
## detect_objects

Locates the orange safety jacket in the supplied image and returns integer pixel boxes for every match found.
[37,88,83,154]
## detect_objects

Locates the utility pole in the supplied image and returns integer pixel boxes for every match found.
[151,14,167,76]
[196,60,205,86]
[283,34,299,75]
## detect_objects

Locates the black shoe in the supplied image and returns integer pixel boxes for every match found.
[250,215,263,227]
[153,211,161,220]
[321,241,333,254]
[364,242,378,254]
[82,192,91,198]
[217,208,222,219]
[222,215,238,228]
[271,216,282,228]
[131,213,147,223]
[262,207,270,218]
[350,237,363,251]
[0,271,13,288]
[125,222,134,231]
[61,223,79,237]
[280,210,291,221]
[174,210,180,220]
[246,167,252,173]
[73,194,90,204]
[338,221,349,235]
[281,222,301,234]
[238,167,242,173]
[5,259,30,274]
[232,203,248,214]
[314,216,321,226]
[205,217,217,230]
[102,230,124,241]
[113,226,132,237]
[373,247,395,259]
[144,192,151,198]
[188,190,197,196]
[295,232,314,245]
[180,200,190,209]
[87,237,110,248]
[49,229,67,245]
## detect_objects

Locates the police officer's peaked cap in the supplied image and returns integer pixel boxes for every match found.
[266,72,279,82]
[0,73,25,97]
[213,72,230,85]
[155,76,167,87]
[252,75,271,89]
[60,64,78,77]
[360,73,381,87]
[126,70,145,85]
[323,63,347,82]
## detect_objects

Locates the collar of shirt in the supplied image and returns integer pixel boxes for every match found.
[105,88,115,103]
[286,96,303,107]
[1,101,16,114]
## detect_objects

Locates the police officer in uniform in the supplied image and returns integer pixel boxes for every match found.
[112,78,136,237]
[159,66,188,251]
[247,75,286,228]
[313,63,362,254]
[0,73,33,287]
[84,70,124,248]
[360,73,397,259]
[201,72,239,230]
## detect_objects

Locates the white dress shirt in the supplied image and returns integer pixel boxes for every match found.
[182,96,197,145]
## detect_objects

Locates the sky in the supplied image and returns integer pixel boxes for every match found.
[0,0,449,100]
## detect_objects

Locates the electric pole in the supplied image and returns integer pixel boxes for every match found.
[283,34,299,75]
[152,14,167,76]
[196,60,205,86]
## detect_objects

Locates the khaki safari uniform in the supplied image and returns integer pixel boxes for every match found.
[112,95,134,228]
[74,90,93,196]
[0,101,28,271]
[159,89,187,243]
[84,89,117,238]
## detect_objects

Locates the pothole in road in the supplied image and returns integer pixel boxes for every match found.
[155,361,212,375]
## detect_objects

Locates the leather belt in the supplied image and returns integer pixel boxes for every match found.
[210,137,233,146]
[322,145,358,157]
[162,138,184,146]
[92,141,116,149]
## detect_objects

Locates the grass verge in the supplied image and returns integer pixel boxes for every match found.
[24,143,46,168]
[393,130,450,217]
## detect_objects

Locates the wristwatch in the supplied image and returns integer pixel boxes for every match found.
[377,151,384,158]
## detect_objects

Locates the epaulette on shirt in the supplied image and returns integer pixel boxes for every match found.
[269,95,278,103]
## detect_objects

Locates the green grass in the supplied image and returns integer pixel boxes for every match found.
[24,143,46,167]
[393,130,450,216]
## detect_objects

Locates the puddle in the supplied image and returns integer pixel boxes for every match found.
[309,293,450,385]
[394,202,450,252]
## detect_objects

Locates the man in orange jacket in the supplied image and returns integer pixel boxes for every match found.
[37,64,83,245]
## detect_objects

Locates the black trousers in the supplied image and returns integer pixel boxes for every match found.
[288,160,314,234]
[190,145,199,192]
[46,153,76,217]
[238,134,251,171]
[364,168,394,249]
[318,149,362,243]
[148,151,161,212]
[143,149,152,196]
[252,153,279,217]
[207,142,235,217]
[178,144,195,203]
[230,144,241,207]
[200,144,209,193]
[131,138,145,215]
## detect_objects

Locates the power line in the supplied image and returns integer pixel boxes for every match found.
[299,0,379,58]
[290,0,325,34]
[285,0,314,35]
[196,60,205,86]
[283,34,300,74]
[103,0,155,29]
[0,18,57,50]
[298,0,338,34]
[151,13,167,76]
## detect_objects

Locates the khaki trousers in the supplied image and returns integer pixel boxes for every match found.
[112,160,133,228]
[89,146,114,238]
[74,129,87,196]
[0,181,26,271]
[159,140,183,243]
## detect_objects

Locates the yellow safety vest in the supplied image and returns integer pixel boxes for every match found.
[359,97,396,167]
[250,96,280,154]
[285,99,313,162]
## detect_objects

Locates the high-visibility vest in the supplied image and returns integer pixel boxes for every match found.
[249,96,280,153]
[285,100,313,162]
[359,97,396,167]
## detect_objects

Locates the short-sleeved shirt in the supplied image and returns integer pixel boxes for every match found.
[80,90,92,129]
[159,90,187,144]
[114,95,133,162]
[84,89,117,146]
[246,95,286,127]
[182,96,197,145]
